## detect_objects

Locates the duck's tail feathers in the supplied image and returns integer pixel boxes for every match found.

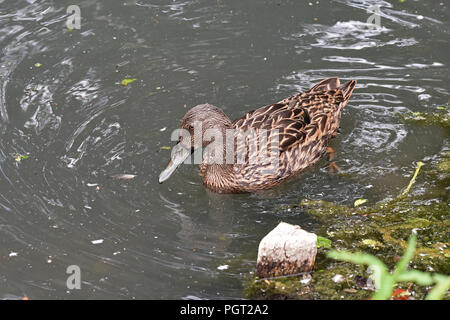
[309,78,357,102]
[309,77,341,92]
[340,80,357,102]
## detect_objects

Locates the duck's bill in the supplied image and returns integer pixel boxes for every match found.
[159,143,191,183]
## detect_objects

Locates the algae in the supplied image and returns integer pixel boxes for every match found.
[245,150,450,299]
[244,110,449,299]
[243,275,312,300]
[400,106,450,130]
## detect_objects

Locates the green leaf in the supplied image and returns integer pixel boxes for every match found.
[14,155,30,162]
[354,198,368,207]
[121,78,137,86]
[394,234,416,275]
[317,236,332,249]
[396,270,433,286]
[371,275,394,300]
[160,146,171,150]
[426,275,450,300]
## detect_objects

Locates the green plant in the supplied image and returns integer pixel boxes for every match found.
[328,234,450,300]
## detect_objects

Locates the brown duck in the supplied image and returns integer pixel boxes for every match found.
[159,77,356,193]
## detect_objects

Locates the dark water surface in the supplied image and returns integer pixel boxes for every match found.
[0,0,448,299]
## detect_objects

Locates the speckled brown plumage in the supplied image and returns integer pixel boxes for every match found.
[162,77,357,193]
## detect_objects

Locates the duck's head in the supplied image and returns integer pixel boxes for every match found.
[159,104,231,183]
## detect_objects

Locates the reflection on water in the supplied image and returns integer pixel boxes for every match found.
[0,0,448,299]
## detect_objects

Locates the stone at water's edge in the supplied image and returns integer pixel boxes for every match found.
[256,222,317,278]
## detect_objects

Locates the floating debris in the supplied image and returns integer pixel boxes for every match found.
[217,265,229,271]
[9,252,18,257]
[109,174,136,180]
[86,183,98,187]
[120,78,137,86]
[14,154,29,163]
[354,198,368,207]
[91,239,104,245]
[34,62,42,68]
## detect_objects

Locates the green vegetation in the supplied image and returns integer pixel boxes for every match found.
[317,236,332,249]
[244,108,449,299]
[400,106,449,130]
[328,234,450,300]
[245,152,449,299]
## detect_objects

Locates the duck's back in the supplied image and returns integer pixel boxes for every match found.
[228,78,356,192]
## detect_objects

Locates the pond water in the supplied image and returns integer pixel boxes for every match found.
[0,0,448,299]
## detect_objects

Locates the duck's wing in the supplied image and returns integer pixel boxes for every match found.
[232,78,356,154]
[232,103,310,152]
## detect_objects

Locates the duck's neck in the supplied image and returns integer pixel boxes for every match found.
[201,162,236,193]
[199,122,238,193]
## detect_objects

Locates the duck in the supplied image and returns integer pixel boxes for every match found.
[159,77,356,193]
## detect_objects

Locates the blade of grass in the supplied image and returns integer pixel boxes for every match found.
[395,270,433,286]
[394,234,416,275]
[328,250,391,299]
[426,275,450,300]
[401,161,423,196]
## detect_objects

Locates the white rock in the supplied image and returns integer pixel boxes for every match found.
[418,93,431,101]
[332,274,345,283]
[300,274,312,284]
[256,222,317,278]
[217,265,229,271]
